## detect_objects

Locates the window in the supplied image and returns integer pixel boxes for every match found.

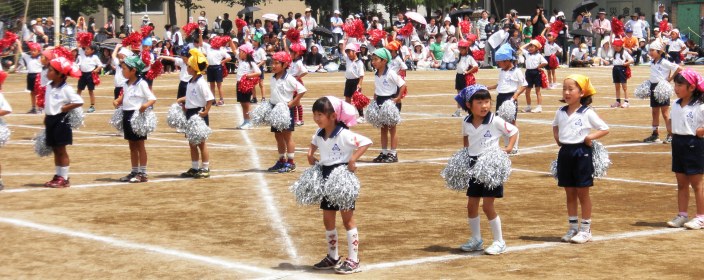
[132,0,164,14]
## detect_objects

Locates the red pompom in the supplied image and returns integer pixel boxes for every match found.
[141,51,152,67]
[472,49,485,62]
[210,36,230,49]
[76,32,93,48]
[459,20,472,34]
[235,19,247,30]
[368,29,387,46]
[465,73,476,86]
[141,25,154,38]
[625,65,632,79]
[238,75,260,93]
[145,60,163,80]
[286,28,300,43]
[534,35,546,51]
[342,19,364,39]
[53,46,74,62]
[611,17,625,38]
[92,72,101,86]
[222,62,228,78]
[548,54,559,69]
[0,31,18,49]
[351,89,370,110]
[182,23,199,37]
[539,69,549,89]
[398,23,414,37]
[34,74,45,108]
[550,20,565,36]
[122,32,143,50]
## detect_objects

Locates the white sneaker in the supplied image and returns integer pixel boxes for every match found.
[684,217,704,230]
[239,122,253,130]
[570,230,592,244]
[356,117,366,124]
[667,215,688,228]
[620,102,630,108]
[533,105,542,113]
[521,106,532,113]
[484,240,506,255]
[452,109,462,117]
[561,228,579,242]
[459,237,484,252]
[610,101,621,108]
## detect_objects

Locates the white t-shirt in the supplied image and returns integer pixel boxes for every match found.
[111,57,128,87]
[121,78,156,111]
[78,53,102,73]
[649,58,679,83]
[185,76,215,109]
[571,48,588,60]
[544,42,562,56]
[374,68,405,97]
[0,92,12,113]
[440,25,456,42]
[40,68,50,86]
[389,55,407,73]
[626,20,644,38]
[311,126,373,166]
[206,47,230,66]
[269,73,306,105]
[462,113,518,156]
[344,55,364,79]
[331,17,343,34]
[174,58,193,82]
[671,100,704,136]
[288,59,306,78]
[236,60,260,80]
[442,43,456,63]
[456,55,478,74]
[253,47,267,64]
[522,51,547,69]
[552,105,609,144]
[21,54,43,73]
[497,67,527,93]
[668,39,686,52]
[44,82,83,115]
[301,16,317,37]
[612,51,633,66]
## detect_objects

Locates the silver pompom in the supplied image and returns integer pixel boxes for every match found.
[634,80,652,99]
[65,107,85,129]
[0,121,10,147]
[130,108,158,137]
[167,103,187,130]
[109,107,124,133]
[268,103,292,132]
[323,166,360,210]
[33,130,52,157]
[468,145,511,190]
[250,102,273,126]
[440,148,473,191]
[497,100,517,123]
[654,82,673,103]
[364,102,381,127]
[549,159,558,179]
[185,115,212,145]
[289,164,324,205]
[378,100,401,127]
[591,140,611,178]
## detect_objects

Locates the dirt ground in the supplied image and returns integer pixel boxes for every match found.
[0,65,703,279]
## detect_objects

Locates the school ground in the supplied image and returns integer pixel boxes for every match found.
[0,66,703,279]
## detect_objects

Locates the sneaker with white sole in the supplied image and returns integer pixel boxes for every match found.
[561,228,579,242]
[667,215,688,228]
[239,122,253,130]
[570,230,592,244]
[334,259,360,274]
[620,101,630,108]
[643,134,662,143]
[663,134,673,144]
[484,240,506,255]
[533,105,542,113]
[610,101,621,108]
[459,237,484,252]
[684,218,704,229]
[521,106,531,113]
[312,255,341,270]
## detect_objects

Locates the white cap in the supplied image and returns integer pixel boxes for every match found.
[282,23,290,32]
[198,16,205,21]
[444,16,451,22]
[654,27,660,31]
[334,10,340,14]
[345,43,359,52]
[30,20,37,25]
[650,40,664,51]
[372,16,379,21]
[338,39,345,44]
[305,8,311,12]
[354,14,361,18]
[64,17,71,21]
[348,15,354,20]
[557,11,565,18]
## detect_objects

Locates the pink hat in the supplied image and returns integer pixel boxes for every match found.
[238,44,254,55]
[325,96,358,127]
[290,43,306,54]
[272,51,292,64]
[344,43,360,52]
[49,57,81,78]
[680,68,704,92]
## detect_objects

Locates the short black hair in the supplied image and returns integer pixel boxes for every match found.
[312,97,335,114]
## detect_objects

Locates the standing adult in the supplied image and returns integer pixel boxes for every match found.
[626,13,643,40]
[331,10,344,45]
[654,4,667,26]
[476,10,489,41]
[573,13,593,53]
[531,5,548,39]
[440,16,455,43]
[301,8,317,49]
[640,13,650,42]
[592,9,611,51]
[62,17,76,49]
[104,15,115,38]
[44,18,55,46]
[554,12,569,63]
[426,18,438,43]
[222,13,233,36]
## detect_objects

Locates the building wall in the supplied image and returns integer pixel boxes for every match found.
[547,0,662,25]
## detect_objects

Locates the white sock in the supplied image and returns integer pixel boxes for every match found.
[580,219,591,232]
[58,166,69,178]
[569,216,579,230]
[468,217,481,240]
[202,162,209,169]
[286,153,295,160]
[191,161,199,169]
[132,166,139,173]
[389,149,397,156]
[382,149,388,154]
[55,166,61,176]
[347,228,359,262]
[139,166,147,174]
[489,216,504,243]
[326,229,339,260]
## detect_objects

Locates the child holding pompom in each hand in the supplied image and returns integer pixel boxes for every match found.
[308,96,371,274]
[552,74,609,244]
[643,40,682,143]
[456,84,518,256]
[370,48,407,163]
[665,69,704,229]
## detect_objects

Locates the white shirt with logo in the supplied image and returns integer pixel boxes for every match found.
[311,126,373,166]
[552,106,609,144]
[462,113,518,156]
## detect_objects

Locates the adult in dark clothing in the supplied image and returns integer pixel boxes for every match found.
[222,13,233,36]
[305,45,325,72]
[531,5,548,38]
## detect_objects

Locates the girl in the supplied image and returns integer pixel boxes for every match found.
[452,39,478,117]
[386,41,408,78]
[666,69,704,229]
[644,41,682,144]
[252,34,267,103]
[543,32,562,89]
[552,74,609,243]
[177,49,214,179]
[610,39,634,108]
[22,42,43,114]
[667,29,686,65]
[488,44,526,154]
[43,57,84,188]
[205,37,231,106]
[235,44,261,130]
[457,85,518,255]
[284,42,307,126]
[308,96,371,274]
[267,51,306,173]
[370,48,407,163]
[158,46,192,99]
[0,70,11,190]
[111,44,132,100]
[77,44,103,113]
[113,56,157,183]
[520,40,548,113]
[161,40,174,73]
[341,42,365,121]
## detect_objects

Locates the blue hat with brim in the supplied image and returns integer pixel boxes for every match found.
[494,43,515,62]
[142,37,153,47]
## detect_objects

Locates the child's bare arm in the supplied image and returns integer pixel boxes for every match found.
[307,144,318,165]
[348,143,371,172]
[553,126,561,146]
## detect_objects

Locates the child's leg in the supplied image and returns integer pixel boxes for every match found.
[576,187,592,231]
[296,105,303,122]
[30,91,36,108]
[282,131,295,163]
[380,127,389,153]
[651,107,661,134]
[137,140,148,173]
[389,125,398,153]
[216,81,224,100]
[209,82,216,98]
[621,83,628,100]
[189,144,200,162]
[128,140,139,169]
[53,145,70,179]
[88,90,96,107]
[691,174,704,218]
[341,210,359,262]
[565,187,579,219]
[482,197,503,243]
[467,197,482,240]
[675,173,691,214]
[241,102,251,121]
[614,84,621,102]
[524,87,532,106]
[198,142,209,169]
[322,210,339,259]
[258,80,265,99]
[661,106,671,134]
[274,132,286,156]
[535,87,542,106]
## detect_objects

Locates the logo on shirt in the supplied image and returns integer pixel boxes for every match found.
[483,130,492,138]
[687,111,694,119]
[332,144,341,151]
[574,119,583,127]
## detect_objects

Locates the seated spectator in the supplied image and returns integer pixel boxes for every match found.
[441,37,458,70]
[594,36,613,66]
[411,41,433,70]
[570,43,592,67]
[685,39,704,65]
[359,44,373,71]
[305,45,326,72]
[428,34,444,69]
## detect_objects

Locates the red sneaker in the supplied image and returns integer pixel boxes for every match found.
[45,175,70,188]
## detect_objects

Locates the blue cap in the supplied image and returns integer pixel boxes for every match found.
[625,28,633,33]
[179,46,191,57]
[142,37,153,46]
[494,43,515,62]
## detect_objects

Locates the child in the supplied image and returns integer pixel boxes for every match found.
[140,38,157,89]
[235,44,261,130]
[543,32,562,89]
[177,48,214,179]
[553,74,609,243]
[0,70,11,190]
[77,44,103,113]
[43,57,84,188]
[370,48,407,163]
[158,46,192,99]
[488,44,526,154]
[386,41,408,79]
[111,44,132,100]
[667,29,686,65]
[112,56,157,183]
[610,39,634,108]
[206,37,231,106]
[665,69,704,229]
[457,85,518,255]
[644,41,682,143]
[341,42,365,121]
[22,42,43,114]
[523,20,533,44]
[267,51,306,173]
[520,40,548,113]
[252,34,267,103]
[284,42,307,126]
[452,39,478,117]
[308,96,371,274]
